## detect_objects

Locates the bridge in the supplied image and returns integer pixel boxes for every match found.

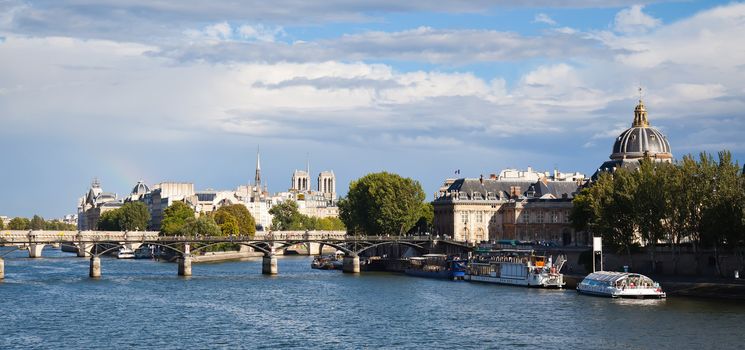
[0,230,473,279]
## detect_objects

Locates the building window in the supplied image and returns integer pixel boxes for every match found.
[552,211,559,223]
[537,210,543,223]
[476,211,483,223]
[461,212,468,224]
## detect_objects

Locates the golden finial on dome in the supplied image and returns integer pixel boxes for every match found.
[632,87,649,127]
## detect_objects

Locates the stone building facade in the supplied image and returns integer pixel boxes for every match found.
[432,171,587,246]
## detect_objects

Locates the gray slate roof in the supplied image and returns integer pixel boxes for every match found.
[438,178,580,201]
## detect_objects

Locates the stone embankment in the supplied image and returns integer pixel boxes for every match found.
[191,251,264,263]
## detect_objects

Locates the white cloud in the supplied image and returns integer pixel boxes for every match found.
[533,13,557,25]
[238,24,284,42]
[184,22,284,43]
[613,5,661,34]
[158,26,608,64]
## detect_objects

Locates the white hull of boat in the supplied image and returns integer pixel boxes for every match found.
[465,274,564,288]
[577,286,666,298]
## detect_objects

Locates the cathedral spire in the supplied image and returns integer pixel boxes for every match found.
[255,146,261,188]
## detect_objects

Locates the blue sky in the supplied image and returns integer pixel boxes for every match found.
[1,0,744,218]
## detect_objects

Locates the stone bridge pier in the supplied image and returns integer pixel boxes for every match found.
[89,256,101,278]
[178,255,192,277]
[28,244,45,258]
[342,254,360,274]
[178,243,192,277]
[262,253,278,275]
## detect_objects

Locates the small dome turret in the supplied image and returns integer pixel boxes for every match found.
[131,181,150,196]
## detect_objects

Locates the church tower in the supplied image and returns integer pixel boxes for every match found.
[255,147,262,189]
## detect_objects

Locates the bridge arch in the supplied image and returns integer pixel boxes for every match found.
[353,241,428,256]
[189,241,271,255]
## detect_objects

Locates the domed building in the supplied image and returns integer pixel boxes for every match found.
[130,180,150,200]
[594,99,673,178]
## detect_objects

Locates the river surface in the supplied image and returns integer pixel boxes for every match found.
[1,247,744,349]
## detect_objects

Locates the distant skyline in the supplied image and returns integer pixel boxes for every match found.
[1,1,744,218]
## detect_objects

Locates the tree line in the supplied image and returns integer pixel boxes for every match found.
[268,200,345,231]
[159,202,256,238]
[570,151,745,275]
[2,215,77,231]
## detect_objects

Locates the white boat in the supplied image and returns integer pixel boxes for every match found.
[117,247,135,259]
[465,249,565,288]
[577,271,666,299]
[311,251,345,270]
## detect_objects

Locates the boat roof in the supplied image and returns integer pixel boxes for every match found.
[422,254,448,257]
[584,271,654,283]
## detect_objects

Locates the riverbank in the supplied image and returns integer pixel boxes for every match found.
[191,251,264,263]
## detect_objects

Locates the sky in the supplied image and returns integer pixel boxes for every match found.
[1,0,744,218]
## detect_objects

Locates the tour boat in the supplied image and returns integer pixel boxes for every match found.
[311,251,344,270]
[117,247,135,259]
[404,254,467,280]
[577,271,666,299]
[465,249,565,288]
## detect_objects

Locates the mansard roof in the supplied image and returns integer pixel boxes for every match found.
[438,178,580,202]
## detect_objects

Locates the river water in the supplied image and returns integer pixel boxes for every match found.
[1,247,744,349]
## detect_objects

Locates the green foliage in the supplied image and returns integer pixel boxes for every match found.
[338,172,426,235]
[313,216,346,231]
[5,216,75,231]
[0,219,3,230]
[573,150,745,274]
[179,215,221,237]
[9,217,31,230]
[269,200,304,230]
[214,204,256,237]
[213,210,240,236]
[119,202,150,231]
[98,210,122,230]
[43,220,77,231]
[409,202,434,234]
[268,200,345,231]
[161,201,195,235]
[30,215,45,230]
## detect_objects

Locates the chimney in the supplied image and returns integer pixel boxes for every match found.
[489,173,497,180]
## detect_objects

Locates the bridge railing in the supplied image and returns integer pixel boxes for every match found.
[1,229,455,245]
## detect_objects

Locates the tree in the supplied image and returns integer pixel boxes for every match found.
[179,215,221,237]
[43,220,76,231]
[569,188,594,233]
[338,172,426,235]
[119,202,150,231]
[409,202,433,235]
[634,157,668,273]
[585,170,639,268]
[0,219,4,230]
[161,201,195,235]
[315,217,345,231]
[214,204,256,237]
[98,210,122,230]
[9,217,31,230]
[269,200,303,231]
[30,215,45,230]
[213,210,240,236]
[700,151,743,276]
